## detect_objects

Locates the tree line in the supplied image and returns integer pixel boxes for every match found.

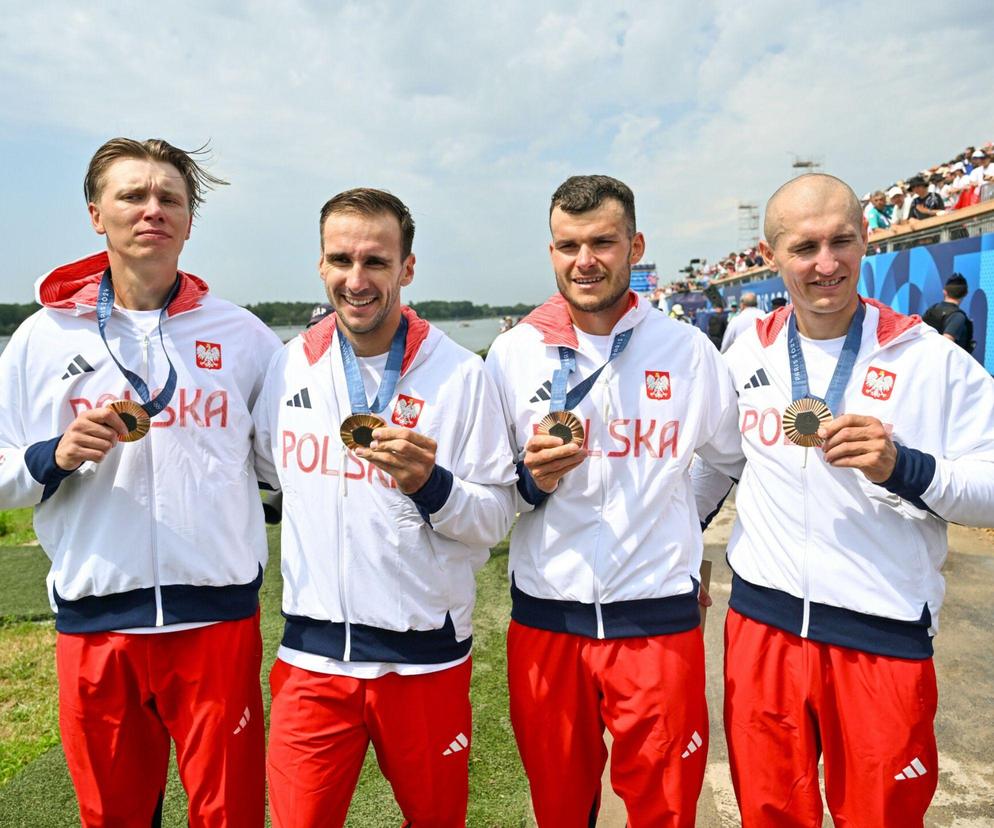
[0,299,536,335]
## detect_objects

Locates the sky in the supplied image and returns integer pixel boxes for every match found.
[1,1,992,307]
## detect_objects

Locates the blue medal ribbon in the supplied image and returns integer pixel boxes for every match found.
[96,269,180,417]
[786,302,865,413]
[337,315,408,414]
[550,328,633,413]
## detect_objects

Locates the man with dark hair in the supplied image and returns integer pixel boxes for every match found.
[0,138,281,826]
[253,187,516,827]
[694,173,994,826]
[486,174,742,826]
[923,274,974,352]
[908,175,944,219]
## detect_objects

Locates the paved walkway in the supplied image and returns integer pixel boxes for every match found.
[534,503,994,826]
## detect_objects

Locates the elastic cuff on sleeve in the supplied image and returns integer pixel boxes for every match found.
[407,465,454,523]
[25,436,77,502]
[516,460,551,508]
[879,444,936,512]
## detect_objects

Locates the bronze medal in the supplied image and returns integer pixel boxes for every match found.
[108,399,151,443]
[783,398,832,448]
[537,411,585,447]
[340,414,386,450]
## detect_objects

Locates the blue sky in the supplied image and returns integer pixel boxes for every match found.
[2,1,992,306]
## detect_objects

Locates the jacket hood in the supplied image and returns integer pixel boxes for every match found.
[301,304,432,374]
[519,291,644,348]
[34,251,209,316]
[756,297,921,349]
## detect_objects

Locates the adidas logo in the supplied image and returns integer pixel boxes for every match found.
[62,354,95,380]
[894,757,928,780]
[286,388,312,409]
[743,368,770,389]
[530,380,552,403]
[680,731,703,759]
[442,732,469,756]
[233,706,251,735]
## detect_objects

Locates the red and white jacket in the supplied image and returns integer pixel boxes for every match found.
[0,252,282,633]
[694,299,994,658]
[252,308,517,667]
[485,292,743,639]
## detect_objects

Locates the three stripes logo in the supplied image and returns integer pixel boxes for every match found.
[529,380,552,404]
[743,368,770,390]
[62,354,95,380]
[233,707,251,736]
[286,388,312,409]
[894,757,928,781]
[442,732,469,756]
[680,731,703,759]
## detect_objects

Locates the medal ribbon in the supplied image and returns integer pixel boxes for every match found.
[786,302,865,413]
[96,269,180,417]
[550,328,633,413]
[338,315,408,414]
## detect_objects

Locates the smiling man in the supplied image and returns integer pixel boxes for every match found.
[0,138,281,826]
[252,188,516,827]
[694,173,994,826]
[485,175,744,827]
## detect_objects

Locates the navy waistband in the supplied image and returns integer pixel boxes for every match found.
[729,572,933,659]
[510,575,701,639]
[281,611,472,664]
[52,565,264,634]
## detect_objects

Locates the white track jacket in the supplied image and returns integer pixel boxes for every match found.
[485,292,743,639]
[252,308,516,665]
[0,252,281,632]
[694,300,994,658]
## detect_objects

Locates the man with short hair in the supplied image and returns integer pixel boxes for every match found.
[923,273,974,352]
[0,138,281,826]
[720,291,765,352]
[865,190,893,231]
[908,175,944,219]
[694,173,994,826]
[486,174,743,826]
[253,187,516,827]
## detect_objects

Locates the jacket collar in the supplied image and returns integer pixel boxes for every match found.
[757,297,920,349]
[301,304,431,372]
[34,251,208,317]
[519,290,643,348]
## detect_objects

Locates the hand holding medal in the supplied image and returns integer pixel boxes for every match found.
[353,426,438,494]
[817,413,898,483]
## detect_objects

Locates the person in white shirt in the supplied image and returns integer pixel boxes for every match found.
[720,291,765,352]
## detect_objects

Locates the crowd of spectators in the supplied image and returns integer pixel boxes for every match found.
[662,140,994,289]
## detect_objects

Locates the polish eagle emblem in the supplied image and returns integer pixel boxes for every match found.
[392,394,425,427]
[195,340,222,370]
[645,370,671,400]
[861,366,896,400]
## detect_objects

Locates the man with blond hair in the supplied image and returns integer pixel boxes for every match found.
[0,137,280,826]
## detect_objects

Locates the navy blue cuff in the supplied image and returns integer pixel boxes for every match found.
[25,436,76,501]
[407,465,454,523]
[515,460,551,508]
[879,444,936,513]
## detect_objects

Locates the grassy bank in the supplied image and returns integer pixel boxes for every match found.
[0,517,531,826]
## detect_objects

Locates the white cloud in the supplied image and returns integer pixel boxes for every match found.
[1,0,992,304]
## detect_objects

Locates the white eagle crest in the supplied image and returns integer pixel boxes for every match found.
[197,343,221,368]
[394,398,422,426]
[864,369,893,398]
[646,372,670,396]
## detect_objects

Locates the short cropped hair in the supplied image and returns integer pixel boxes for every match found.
[319,188,415,259]
[550,175,636,237]
[84,138,227,216]
[945,273,968,300]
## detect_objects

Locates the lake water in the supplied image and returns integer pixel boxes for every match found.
[0,317,505,357]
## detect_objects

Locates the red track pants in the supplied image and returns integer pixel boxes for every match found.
[267,657,472,828]
[724,609,939,827]
[56,614,265,828]
[507,621,708,828]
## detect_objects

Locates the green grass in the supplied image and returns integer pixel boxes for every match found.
[0,523,531,826]
[0,509,37,548]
